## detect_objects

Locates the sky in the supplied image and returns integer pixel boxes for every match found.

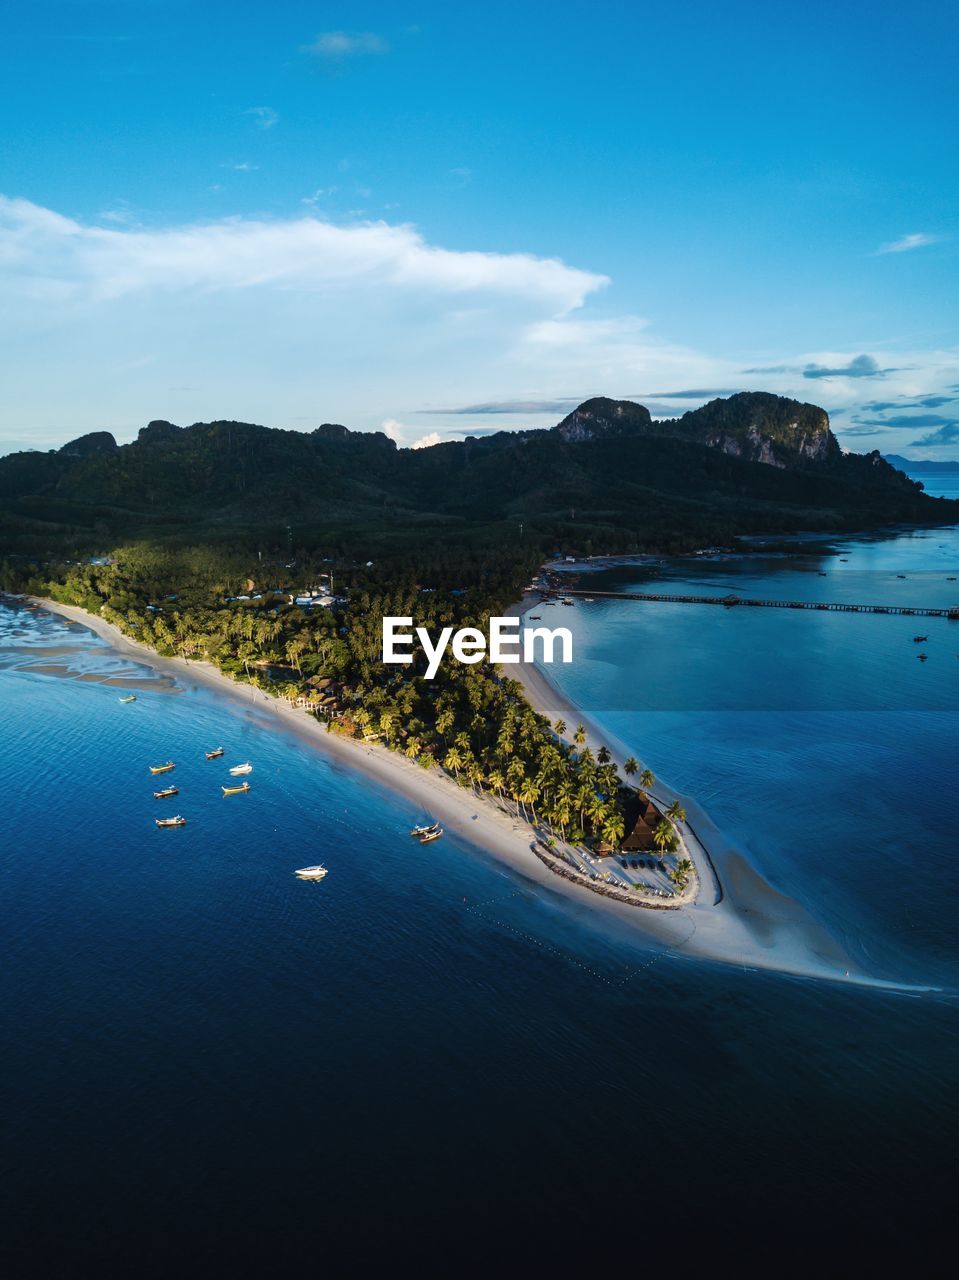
[1,0,957,457]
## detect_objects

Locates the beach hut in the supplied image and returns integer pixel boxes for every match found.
[620,794,663,853]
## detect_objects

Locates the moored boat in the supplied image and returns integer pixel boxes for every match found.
[228,762,253,776]
[153,785,179,799]
[419,827,444,844]
[222,782,251,796]
[205,747,225,759]
[410,822,439,837]
[149,761,175,774]
[156,815,186,827]
[118,694,137,703]
[294,864,328,880]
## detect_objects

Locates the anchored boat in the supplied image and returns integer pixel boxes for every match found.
[153,785,179,799]
[419,827,444,844]
[205,747,225,760]
[156,815,186,828]
[149,761,175,775]
[294,864,328,880]
[410,822,439,837]
[118,694,137,704]
[222,782,251,796]
[228,762,253,776]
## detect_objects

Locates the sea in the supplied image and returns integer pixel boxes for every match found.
[2,506,958,1270]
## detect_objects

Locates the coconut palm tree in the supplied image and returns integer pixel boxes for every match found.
[597,745,611,765]
[653,819,674,856]
[518,780,540,823]
[573,724,586,746]
[639,768,655,797]
[665,800,686,824]
[624,756,639,778]
[554,718,567,736]
[601,812,625,850]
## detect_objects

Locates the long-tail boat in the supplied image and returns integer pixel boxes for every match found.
[222,782,251,796]
[156,815,186,827]
[153,785,179,799]
[149,761,175,775]
[118,694,137,704]
[419,827,444,844]
[205,747,225,759]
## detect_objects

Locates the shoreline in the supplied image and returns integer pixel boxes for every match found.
[22,594,930,991]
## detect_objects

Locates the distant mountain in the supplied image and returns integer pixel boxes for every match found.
[557,392,836,467]
[1,393,955,563]
[884,454,959,473]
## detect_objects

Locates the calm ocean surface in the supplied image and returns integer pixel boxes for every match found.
[3,516,959,1270]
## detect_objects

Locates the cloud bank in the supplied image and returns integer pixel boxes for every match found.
[0,196,606,313]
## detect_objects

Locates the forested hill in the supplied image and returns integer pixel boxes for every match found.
[1,392,955,565]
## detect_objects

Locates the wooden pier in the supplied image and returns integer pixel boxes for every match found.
[558,590,959,619]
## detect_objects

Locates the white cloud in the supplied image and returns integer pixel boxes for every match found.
[380,418,408,444]
[304,32,388,59]
[411,431,443,449]
[244,106,278,130]
[224,162,258,172]
[0,196,606,312]
[302,187,337,205]
[877,232,942,254]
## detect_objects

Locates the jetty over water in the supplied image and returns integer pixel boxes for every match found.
[560,590,959,619]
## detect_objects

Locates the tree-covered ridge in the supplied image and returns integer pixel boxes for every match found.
[1,393,953,565]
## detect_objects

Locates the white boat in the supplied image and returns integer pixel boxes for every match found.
[294,864,328,880]
[410,822,439,837]
[229,762,253,776]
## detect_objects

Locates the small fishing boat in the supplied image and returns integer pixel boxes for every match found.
[149,761,175,775]
[294,864,328,880]
[118,694,137,704]
[584,597,595,602]
[419,827,444,844]
[410,822,439,837]
[222,782,251,796]
[205,747,225,760]
[918,653,928,661]
[913,635,928,643]
[153,785,179,799]
[228,762,253,776]
[156,815,186,828]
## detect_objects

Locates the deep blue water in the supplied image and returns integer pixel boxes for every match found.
[2,522,959,1272]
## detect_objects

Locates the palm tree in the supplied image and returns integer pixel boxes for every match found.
[554,718,567,736]
[665,800,686,824]
[653,819,673,857]
[601,812,625,849]
[443,746,463,779]
[573,724,586,746]
[518,780,541,823]
[639,768,655,797]
[597,745,611,765]
[486,769,505,800]
[404,737,421,761]
[624,756,639,778]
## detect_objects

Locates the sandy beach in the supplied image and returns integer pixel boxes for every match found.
[28,595,928,990]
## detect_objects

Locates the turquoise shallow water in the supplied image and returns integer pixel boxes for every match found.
[545,524,959,987]
[2,521,959,1270]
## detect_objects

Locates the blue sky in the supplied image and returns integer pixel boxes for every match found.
[2,0,957,456]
